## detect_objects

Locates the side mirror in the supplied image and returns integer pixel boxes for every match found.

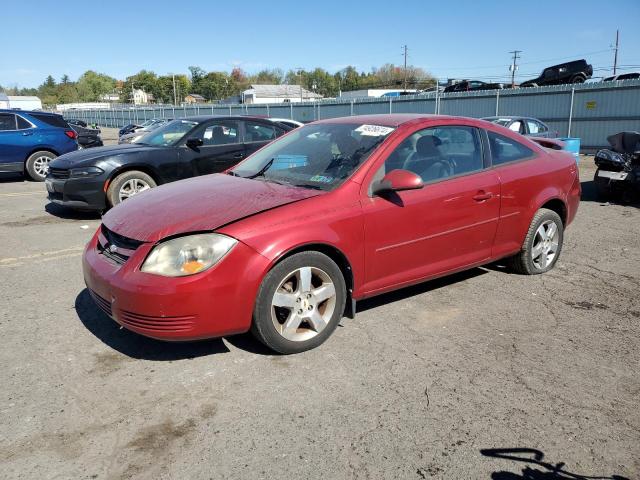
[372,169,423,195]
[186,138,203,149]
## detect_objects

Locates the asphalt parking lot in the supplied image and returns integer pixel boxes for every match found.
[0,140,638,479]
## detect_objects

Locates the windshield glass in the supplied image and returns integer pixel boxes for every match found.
[231,122,395,190]
[136,120,198,146]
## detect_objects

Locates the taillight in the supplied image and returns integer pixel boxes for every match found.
[65,130,77,139]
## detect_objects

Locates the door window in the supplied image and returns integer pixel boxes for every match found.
[0,114,17,131]
[526,120,540,134]
[508,120,524,134]
[487,131,534,165]
[536,121,548,133]
[244,122,277,142]
[201,122,239,145]
[382,126,484,183]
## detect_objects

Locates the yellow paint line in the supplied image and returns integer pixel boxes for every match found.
[1,251,83,268]
[0,246,85,264]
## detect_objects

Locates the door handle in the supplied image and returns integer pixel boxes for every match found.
[472,191,493,202]
[233,153,244,159]
[22,132,33,136]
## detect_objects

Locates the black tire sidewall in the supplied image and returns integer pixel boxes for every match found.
[26,151,56,181]
[107,170,156,207]
[252,252,347,354]
[522,210,564,274]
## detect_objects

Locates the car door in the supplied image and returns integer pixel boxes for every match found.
[183,120,245,175]
[242,120,283,157]
[360,124,500,294]
[0,113,33,169]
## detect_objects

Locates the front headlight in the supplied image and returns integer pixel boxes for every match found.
[70,166,104,178]
[141,233,237,277]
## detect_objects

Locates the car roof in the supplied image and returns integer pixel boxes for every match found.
[313,114,473,127]
[172,115,276,123]
[0,109,60,116]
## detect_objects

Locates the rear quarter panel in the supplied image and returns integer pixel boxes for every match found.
[492,148,578,259]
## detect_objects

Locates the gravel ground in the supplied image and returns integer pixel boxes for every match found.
[0,153,638,479]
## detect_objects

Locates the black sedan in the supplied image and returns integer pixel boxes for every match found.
[46,116,291,211]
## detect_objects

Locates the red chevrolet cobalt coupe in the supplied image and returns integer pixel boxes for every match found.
[83,114,580,354]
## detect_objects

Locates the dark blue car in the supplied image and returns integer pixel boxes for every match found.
[0,110,78,181]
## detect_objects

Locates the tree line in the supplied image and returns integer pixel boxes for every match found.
[1,64,435,106]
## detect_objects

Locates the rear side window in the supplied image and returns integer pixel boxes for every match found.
[0,114,17,131]
[244,121,277,142]
[31,113,69,128]
[488,131,534,165]
[526,120,540,134]
[17,116,32,129]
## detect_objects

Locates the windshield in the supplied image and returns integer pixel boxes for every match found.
[231,122,395,191]
[136,119,199,146]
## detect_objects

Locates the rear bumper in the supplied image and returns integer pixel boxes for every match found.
[82,230,270,341]
[46,175,107,210]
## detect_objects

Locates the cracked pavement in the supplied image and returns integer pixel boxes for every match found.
[0,144,638,479]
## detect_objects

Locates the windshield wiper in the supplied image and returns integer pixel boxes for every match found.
[245,158,275,179]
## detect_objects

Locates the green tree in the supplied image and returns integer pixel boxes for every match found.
[200,72,235,101]
[188,66,206,94]
[251,68,284,85]
[76,70,117,102]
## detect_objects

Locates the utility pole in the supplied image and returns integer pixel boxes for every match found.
[172,74,177,105]
[613,30,619,75]
[403,45,408,91]
[509,50,522,88]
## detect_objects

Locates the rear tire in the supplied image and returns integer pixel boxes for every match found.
[251,252,346,354]
[106,170,156,207]
[25,151,57,181]
[570,75,586,84]
[507,208,564,275]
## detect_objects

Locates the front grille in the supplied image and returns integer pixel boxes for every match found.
[97,225,144,265]
[119,310,196,333]
[89,290,112,317]
[49,168,70,179]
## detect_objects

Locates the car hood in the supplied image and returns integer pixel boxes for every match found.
[50,144,163,168]
[102,174,324,243]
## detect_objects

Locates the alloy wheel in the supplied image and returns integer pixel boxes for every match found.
[531,220,560,269]
[118,178,151,202]
[33,155,52,178]
[271,266,337,342]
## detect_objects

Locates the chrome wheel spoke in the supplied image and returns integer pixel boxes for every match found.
[548,240,559,254]
[282,312,303,338]
[308,310,327,332]
[539,252,548,269]
[531,243,544,259]
[312,283,335,304]
[546,222,557,240]
[536,224,548,241]
[273,291,298,308]
[298,267,312,292]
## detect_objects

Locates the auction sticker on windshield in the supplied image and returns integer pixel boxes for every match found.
[355,125,395,136]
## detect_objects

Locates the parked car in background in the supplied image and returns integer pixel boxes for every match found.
[46,116,292,210]
[268,118,304,129]
[72,124,103,149]
[443,80,504,93]
[603,72,640,82]
[594,131,640,201]
[67,119,88,128]
[118,119,164,137]
[520,60,593,87]
[0,109,78,180]
[118,119,171,144]
[83,114,580,354]
[481,116,557,138]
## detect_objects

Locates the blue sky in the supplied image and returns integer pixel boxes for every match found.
[1,0,639,88]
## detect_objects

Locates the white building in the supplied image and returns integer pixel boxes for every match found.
[242,84,322,104]
[56,102,110,112]
[339,89,417,99]
[131,88,153,105]
[0,94,43,110]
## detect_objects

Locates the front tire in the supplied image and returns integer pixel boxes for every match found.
[26,151,57,181]
[508,208,564,275]
[251,252,347,354]
[106,170,157,207]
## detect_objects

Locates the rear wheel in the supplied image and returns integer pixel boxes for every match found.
[570,74,586,84]
[251,251,346,354]
[508,208,564,275]
[106,170,157,207]
[26,151,57,181]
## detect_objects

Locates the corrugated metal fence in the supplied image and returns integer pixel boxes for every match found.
[64,79,640,150]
